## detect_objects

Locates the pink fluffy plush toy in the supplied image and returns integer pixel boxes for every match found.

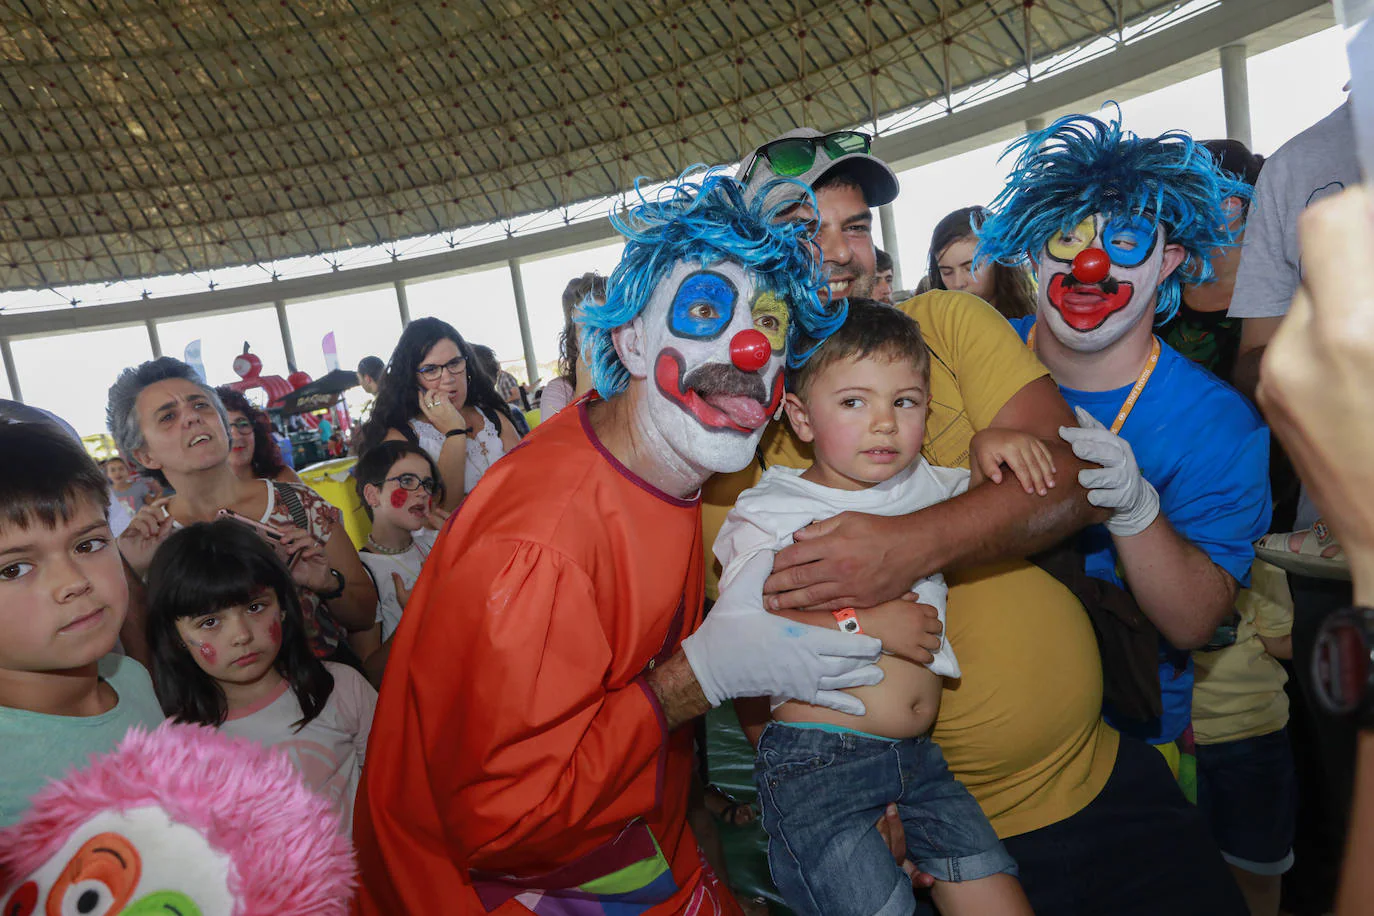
[0,722,354,916]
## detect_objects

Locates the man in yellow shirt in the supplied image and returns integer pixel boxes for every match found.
[708,129,1246,915]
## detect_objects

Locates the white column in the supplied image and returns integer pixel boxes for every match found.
[145,318,162,358]
[394,279,411,326]
[1,337,20,401]
[877,204,903,291]
[508,258,540,387]
[1220,44,1252,148]
[275,300,298,372]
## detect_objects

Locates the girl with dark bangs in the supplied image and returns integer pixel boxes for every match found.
[146,519,376,832]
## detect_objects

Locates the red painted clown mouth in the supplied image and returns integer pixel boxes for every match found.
[1047,273,1135,332]
[654,349,782,433]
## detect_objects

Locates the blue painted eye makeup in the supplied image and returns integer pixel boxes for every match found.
[668,270,738,340]
[1102,215,1158,267]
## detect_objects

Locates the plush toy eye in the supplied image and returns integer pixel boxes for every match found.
[61,881,116,916]
[2,881,38,916]
[45,834,140,916]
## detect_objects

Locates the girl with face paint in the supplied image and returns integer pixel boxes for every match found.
[347,441,447,685]
[145,519,377,832]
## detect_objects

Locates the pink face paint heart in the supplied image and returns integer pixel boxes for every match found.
[196,642,217,664]
[390,488,408,509]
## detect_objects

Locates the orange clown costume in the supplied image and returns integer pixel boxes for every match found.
[352,170,869,915]
[352,402,731,915]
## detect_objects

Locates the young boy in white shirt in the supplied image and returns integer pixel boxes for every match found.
[716,300,1056,916]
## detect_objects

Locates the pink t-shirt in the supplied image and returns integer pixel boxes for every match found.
[220,662,376,834]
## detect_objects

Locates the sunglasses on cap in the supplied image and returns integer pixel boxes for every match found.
[743,131,873,183]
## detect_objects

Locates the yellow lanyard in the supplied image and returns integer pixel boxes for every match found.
[1027,323,1161,435]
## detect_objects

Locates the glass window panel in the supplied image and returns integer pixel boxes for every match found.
[516,242,624,385]
[156,306,290,388]
[285,287,403,382]
[10,325,155,437]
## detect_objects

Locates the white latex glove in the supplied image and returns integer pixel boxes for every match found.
[684,552,884,715]
[1059,406,1160,538]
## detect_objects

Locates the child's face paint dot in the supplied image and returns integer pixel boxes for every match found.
[268,620,282,645]
[196,641,217,664]
[390,488,408,508]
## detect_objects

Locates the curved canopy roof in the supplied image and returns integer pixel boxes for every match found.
[1,0,1186,291]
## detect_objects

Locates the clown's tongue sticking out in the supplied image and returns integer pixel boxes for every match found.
[654,352,781,433]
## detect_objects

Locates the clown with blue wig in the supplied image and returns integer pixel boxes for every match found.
[351,169,890,914]
[978,113,1272,755]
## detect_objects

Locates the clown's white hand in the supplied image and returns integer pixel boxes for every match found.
[682,553,884,715]
[1059,406,1160,537]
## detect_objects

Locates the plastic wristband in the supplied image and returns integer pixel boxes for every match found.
[445,427,471,438]
[832,608,863,635]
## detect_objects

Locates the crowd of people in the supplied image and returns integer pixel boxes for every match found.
[1,95,1370,916]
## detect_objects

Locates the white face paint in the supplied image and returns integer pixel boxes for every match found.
[615,259,790,476]
[1035,213,1167,353]
[0,805,235,916]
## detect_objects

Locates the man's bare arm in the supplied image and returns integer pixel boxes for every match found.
[119,557,153,669]
[644,652,711,731]
[765,377,1106,611]
[1113,515,1240,649]
[1232,316,1282,401]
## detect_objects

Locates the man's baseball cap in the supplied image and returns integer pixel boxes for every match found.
[735,127,900,213]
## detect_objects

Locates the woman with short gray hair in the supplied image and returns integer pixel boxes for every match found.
[109,357,376,660]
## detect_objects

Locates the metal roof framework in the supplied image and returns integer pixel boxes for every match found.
[2,0,1226,294]
[0,0,1333,342]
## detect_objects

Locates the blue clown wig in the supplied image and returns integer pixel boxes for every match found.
[580,167,843,398]
[975,111,1250,323]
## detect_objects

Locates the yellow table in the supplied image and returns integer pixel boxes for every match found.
[298,456,370,549]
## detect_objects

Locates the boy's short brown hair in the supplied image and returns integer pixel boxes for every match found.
[0,422,110,531]
[788,298,930,398]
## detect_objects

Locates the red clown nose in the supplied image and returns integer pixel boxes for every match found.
[730,329,772,372]
[1071,248,1111,284]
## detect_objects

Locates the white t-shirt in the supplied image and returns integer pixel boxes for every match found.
[409,416,506,494]
[219,662,376,834]
[360,527,439,641]
[714,460,967,681]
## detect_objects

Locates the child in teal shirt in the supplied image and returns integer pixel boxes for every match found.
[0,421,163,827]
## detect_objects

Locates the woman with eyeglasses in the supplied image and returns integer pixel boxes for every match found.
[216,386,303,485]
[926,206,1036,320]
[348,440,448,684]
[355,317,522,512]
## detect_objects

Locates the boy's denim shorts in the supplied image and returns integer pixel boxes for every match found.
[754,722,1017,916]
[1196,728,1297,875]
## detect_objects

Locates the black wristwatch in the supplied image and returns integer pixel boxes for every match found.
[1313,606,1374,725]
[317,567,346,600]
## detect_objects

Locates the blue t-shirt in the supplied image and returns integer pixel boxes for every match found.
[1012,316,1271,743]
[0,654,165,826]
